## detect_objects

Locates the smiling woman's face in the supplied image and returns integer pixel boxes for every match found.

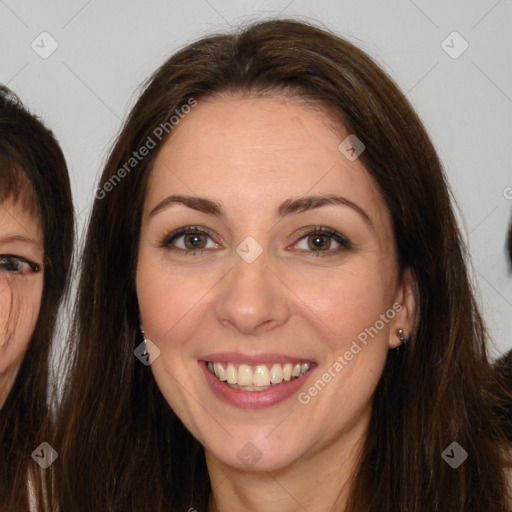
[136,94,415,472]
[0,197,44,407]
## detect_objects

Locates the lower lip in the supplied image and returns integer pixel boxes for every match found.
[199,360,315,410]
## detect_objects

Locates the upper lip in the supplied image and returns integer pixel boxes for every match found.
[199,352,315,366]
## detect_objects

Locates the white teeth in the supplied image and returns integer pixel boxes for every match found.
[226,363,237,384]
[238,364,253,386]
[269,363,284,384]
[253,365,270,386]
[214,362,226,381]
[207,361,312,388]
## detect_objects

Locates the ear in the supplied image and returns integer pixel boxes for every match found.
[388,268,417,349]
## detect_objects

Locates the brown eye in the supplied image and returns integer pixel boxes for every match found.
[293,227,352,257]
[183,232,208,250]
[307,234,332,251]
[0,254,40,274]
[160,226,219,254]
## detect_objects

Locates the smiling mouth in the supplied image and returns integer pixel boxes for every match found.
[205,361,313,391]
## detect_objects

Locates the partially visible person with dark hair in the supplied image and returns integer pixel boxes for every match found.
[494,217,512,443]
[0,85,74,510]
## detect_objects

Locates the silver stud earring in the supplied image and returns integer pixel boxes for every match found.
[140,327,148,357]
[396,328,407,345]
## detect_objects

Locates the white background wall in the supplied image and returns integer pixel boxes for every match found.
[1,0,511,357]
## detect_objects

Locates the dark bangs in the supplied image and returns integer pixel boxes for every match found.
[0,144,40,220]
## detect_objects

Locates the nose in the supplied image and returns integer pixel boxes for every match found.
[215,248,291,336]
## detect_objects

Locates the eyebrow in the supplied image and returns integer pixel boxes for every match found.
[149,194,374,230]
[0,234,38,245]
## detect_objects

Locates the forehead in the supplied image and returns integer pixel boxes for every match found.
[0,196,43,244]
[152,94,347,173]
[145,95,391,234]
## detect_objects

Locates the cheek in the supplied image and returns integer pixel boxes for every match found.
[136,253,209,345]
[289,264,393,403]
[290,262,393,347]
[0,279,43,367]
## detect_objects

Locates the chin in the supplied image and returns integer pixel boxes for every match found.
[205,432,304,472]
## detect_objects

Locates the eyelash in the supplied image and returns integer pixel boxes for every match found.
[159,225,352,258]
[0,254,40,275]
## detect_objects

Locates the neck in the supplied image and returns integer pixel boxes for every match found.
[206,405,370,512]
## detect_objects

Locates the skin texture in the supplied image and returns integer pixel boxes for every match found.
[136,95,416,512]
[0,199,44,408]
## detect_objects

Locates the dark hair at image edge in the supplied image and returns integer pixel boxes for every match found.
[508,218,512,269]
[493,218,512,443]
[54,19,512,511]
[0,86,74,510]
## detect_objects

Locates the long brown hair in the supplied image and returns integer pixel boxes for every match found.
[0,85,74,510]
[54,19,512,511]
